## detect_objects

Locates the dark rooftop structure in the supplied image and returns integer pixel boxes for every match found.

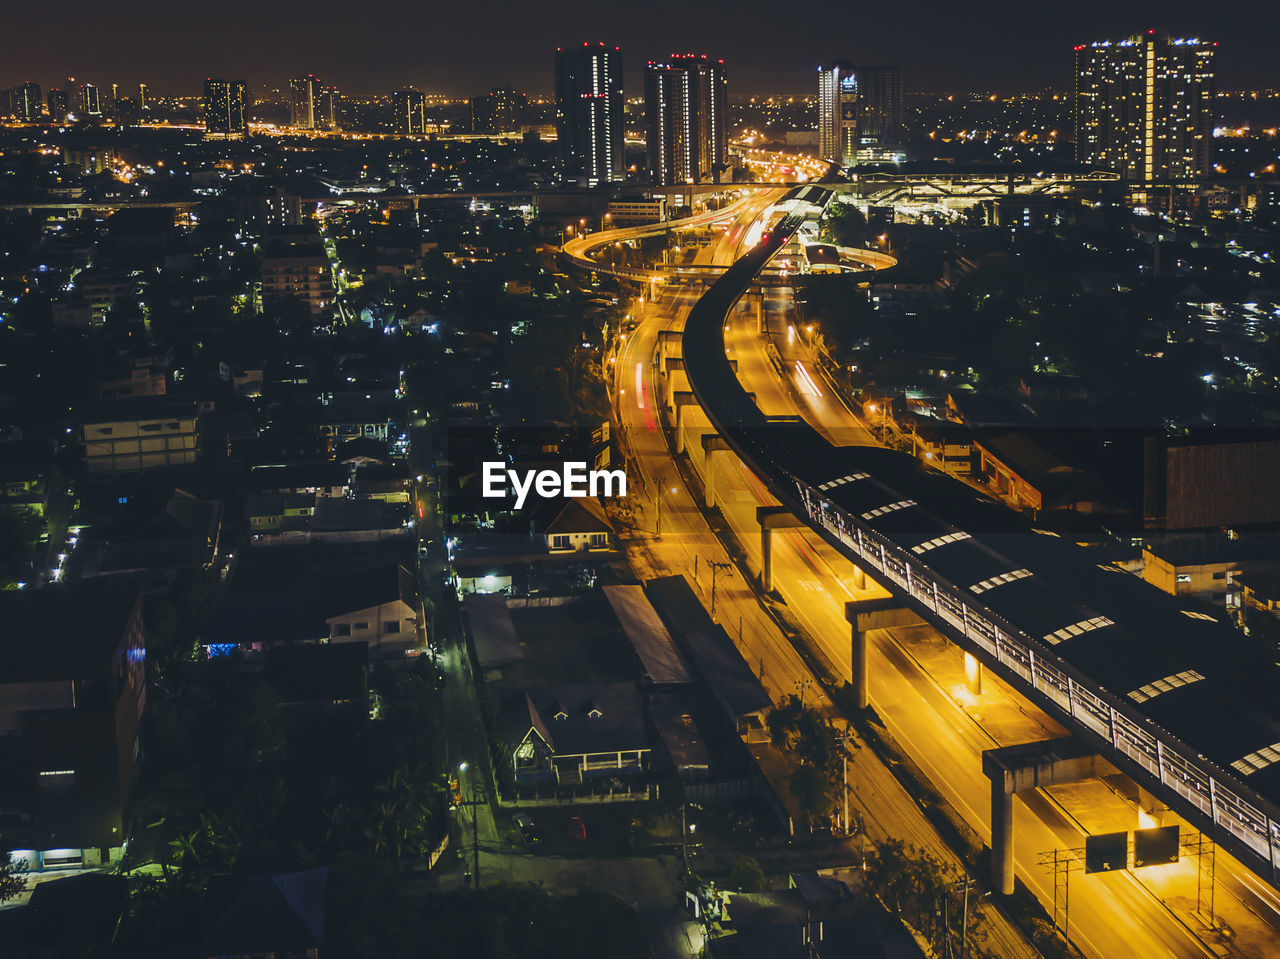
[463,592,523,676]
[0,584,142,683]
[6,873,129,959]
[192,867,327,958]
[645,576,772,729]
[604,584,695,686]
[265,642,369,713]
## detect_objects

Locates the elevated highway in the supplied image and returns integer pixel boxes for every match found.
[681,187,1280,901]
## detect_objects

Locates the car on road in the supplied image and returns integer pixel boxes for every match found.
[567,812,587,842]
[448,775,462,808]
[513,813,540,845]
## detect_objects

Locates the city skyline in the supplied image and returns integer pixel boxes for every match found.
[4,1,1278,97]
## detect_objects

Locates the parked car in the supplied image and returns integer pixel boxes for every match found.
[567,812,587,842]
[513,813,540,845]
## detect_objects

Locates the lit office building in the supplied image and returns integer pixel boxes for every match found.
[317,85,340,131]
[644,54,727,185]
[554,42,624,185]
[818,62,902,166]
[392,88,426,134]
[817,61,857,165]
[14,81,42,122]
[290,75,320,129]
[203,78,247,139]
[1074,31,1215,181]
[80,81,101,117]
[138,83,148,112]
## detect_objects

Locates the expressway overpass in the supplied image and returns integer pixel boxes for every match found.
[679,186,1280,907]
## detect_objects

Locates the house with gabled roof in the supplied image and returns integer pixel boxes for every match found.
[501,681,650,786]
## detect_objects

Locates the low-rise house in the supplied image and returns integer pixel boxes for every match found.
[501,681,651,786]
[325,563,421,653]
[247,492,315,536]
[248,462,350,500]
[904,414,972,475]
[973,432,1110,515]
[0,445,50,517]
[534,498,614,553]
[1143,530,1280,609]
[79,489,225,586]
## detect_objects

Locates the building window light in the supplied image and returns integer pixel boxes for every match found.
[1180,609,1217,622]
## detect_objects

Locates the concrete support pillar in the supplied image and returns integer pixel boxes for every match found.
[991,779,1015,896]
[981,738,1103,898]
[701,434,731,509]
[672,392,696,455]
[851,565,866,590]
[762,526,773,593]
[965,651,983,696]
[850,624,869,711]
[844,599,923,712]
[757,506,804,594]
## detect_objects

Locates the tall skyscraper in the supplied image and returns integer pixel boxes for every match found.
[14,82,42,122]
[393,88,426,134]
[80,82,101,117]
[818,61,856,165]
[555,43,624,186]
[138,83,148,112]
[818,62,902,166]
[1074,31,1215,182]
[203,79,247,139]
[48,89,69,121]
[317,85,340,131]
[852,66,902,150]
[290,75,320,129]
[644,55,727,186]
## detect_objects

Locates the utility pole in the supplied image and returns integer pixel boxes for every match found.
[841,726,852,836]
[459,762,479,887]
[795,677,813,706]
[707,560,732,613]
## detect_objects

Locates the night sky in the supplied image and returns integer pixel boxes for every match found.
[7,0,1279,97]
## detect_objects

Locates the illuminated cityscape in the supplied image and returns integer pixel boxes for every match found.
[1,10,1280,959]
